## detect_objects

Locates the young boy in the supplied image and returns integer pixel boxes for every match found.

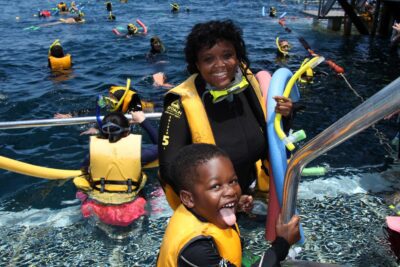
[157,143,300,267]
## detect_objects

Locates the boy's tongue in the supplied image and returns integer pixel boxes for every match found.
[219,208,236,226]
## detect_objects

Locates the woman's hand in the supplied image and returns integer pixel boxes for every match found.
[276,214,300,245]
[273,96,293,117]
[237,195,253,213]
[130,111,145,124]
[54,113,72,119]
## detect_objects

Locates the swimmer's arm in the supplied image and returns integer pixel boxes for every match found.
[39,21,63,27]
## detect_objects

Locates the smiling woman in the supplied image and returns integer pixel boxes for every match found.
[158,19,295,209]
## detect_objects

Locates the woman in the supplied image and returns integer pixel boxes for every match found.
[158,20,293,209]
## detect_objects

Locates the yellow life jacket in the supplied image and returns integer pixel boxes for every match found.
[163,69,269,209]
[48,54,72,70]
[58,3,68,12]
[157,204,241,267]
[73,134,146,205]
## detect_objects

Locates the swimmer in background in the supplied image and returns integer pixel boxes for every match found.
[276,38,291,57]
[127,23,147,36]
[39,11,85,27]
[106,1,116,21]
[69,1,79,13]
[57,2,69,13]
[38,10,52,18]
[146,36,166,62]
[171,3,179,13]
[270,6,277,17]
[148,36,165,56]
[48,39,72,70]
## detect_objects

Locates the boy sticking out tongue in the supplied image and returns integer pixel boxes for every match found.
[157,143,300,267]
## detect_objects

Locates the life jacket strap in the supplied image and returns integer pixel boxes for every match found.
[91,175,142,193]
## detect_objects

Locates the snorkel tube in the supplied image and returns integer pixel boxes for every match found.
[48,39,61,56]
[276,37,288,56]
[110,78,131,112]
[274,56,324,151]
[96,95,104,130]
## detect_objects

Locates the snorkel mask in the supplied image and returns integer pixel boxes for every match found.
[206,70,249,103]
[127,23,138,34]
[276,37,291,56]
[101,122,130,135]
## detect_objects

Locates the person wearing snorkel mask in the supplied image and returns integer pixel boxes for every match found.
[54,80,154,134]
[74,111,158,227]
[158,20,295,209]
[277,39,291,57]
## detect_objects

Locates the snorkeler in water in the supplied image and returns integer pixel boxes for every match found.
[39,11,85,27]
[113,20,147,37]
[171,3,179,12]
[276,38,291,57]
[48,39,72,70]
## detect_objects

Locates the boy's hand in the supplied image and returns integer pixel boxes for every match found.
[130,111,145,124]
[237,195,253,213]
[273,96,293,117]
[276,214,300,245]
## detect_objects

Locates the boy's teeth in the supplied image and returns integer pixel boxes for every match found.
[223,203,234,208]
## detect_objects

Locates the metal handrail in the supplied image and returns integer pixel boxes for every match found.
[0,113,162,130]
[282,77,400,223]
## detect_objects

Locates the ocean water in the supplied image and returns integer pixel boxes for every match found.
[0,0,399,266]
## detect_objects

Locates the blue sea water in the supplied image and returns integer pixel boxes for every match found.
[0,0,399,266]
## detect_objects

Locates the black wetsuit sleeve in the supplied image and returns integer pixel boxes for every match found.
[178,237,236,267]
[251,237,290,267]
[158,96,191,190]
[140,119,158,165]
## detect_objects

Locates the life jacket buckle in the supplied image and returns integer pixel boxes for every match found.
[127,179,132,193]
[100,177,105,193]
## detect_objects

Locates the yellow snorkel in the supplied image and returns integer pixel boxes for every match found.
[274,56,324,151]
[170,3,180,11]
[276,37,289,56]
[48,39,61,56]
[298,58,314,84]
[110,78,131,112]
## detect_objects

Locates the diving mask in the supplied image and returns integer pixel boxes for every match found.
[98,79,131,112]
[101,122,130,135]
[98,95,118,110]
[207,71,249,103]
